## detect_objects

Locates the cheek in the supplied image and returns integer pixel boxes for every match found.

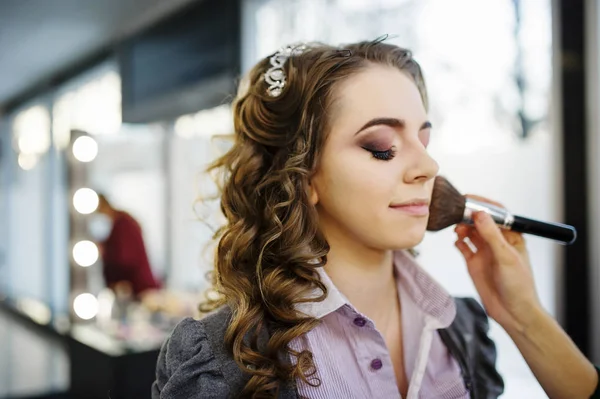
[313,155,403,239]
[318,154,396,206]
[425,176,436,196]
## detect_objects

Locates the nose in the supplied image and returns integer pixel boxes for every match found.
[403,142,439,184]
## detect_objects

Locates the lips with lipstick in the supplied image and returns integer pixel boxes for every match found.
[389,199,430,216]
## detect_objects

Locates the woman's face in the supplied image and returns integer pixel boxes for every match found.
[310,64,438,251]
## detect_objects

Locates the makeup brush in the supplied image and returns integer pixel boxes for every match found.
[427,176,577,245]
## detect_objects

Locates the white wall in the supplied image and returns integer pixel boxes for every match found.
[11,158,48,300]
[168,135,216,292]
[5,107,50,303]
[167,105,233,292]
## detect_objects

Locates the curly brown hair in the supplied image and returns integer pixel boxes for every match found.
[202,40,428,398]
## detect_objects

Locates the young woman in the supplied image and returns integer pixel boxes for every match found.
[152,41,600,399]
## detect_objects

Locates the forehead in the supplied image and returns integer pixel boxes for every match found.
[329,64,426,132]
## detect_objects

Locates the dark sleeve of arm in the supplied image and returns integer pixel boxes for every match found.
[109,218,159,292]
[110,218,146,270]
[151,318,228,398]
[466,298,505,398]
[451,297,504,399]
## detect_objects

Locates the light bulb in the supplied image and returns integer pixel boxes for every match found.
[18,153,38,170]
[72,136,98,162]
[72,240,99,267]
[73,188,99,214]
[73,293,99,320]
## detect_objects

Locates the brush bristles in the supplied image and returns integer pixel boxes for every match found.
[427,176,466,231]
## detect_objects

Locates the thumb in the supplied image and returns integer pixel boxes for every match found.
[473,211,516,263]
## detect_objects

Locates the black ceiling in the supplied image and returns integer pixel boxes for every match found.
[0,0,198,112]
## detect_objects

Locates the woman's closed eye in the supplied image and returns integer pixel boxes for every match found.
[363,146,397,161]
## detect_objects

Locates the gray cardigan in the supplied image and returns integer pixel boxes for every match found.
[151,298,503,398]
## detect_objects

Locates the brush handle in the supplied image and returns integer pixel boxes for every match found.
[511,215,577,245]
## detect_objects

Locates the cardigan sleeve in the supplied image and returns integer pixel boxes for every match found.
[151,317,230,398]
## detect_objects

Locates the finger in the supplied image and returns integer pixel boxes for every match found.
[455,224,475,241]
[464,194,505,209]
[467,229,487,252]
[501,230,530,267]
[455,226,468,241]
[455,238,476,261]
[472,211,518,263]
[467,221,524,249]
[455,224,472,234]
[456,227,484,256]
[502,230,526,248]
[471,225,528,268]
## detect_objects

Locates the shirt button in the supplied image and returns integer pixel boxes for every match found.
[370,358,383,370]
[353,317,367,327]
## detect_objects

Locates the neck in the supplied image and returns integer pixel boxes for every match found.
[323,234,398,321]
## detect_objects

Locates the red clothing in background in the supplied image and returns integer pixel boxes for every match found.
[101,211,160,296]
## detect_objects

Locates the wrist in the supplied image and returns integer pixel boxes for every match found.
[503,303,550,338]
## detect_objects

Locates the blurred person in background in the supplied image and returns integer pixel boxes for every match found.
[95,193,161,299]
[152,40,599,399]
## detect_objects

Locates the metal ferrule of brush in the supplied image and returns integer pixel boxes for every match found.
[463,198,515,229]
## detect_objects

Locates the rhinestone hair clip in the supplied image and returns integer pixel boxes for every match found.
[264,44,307,97]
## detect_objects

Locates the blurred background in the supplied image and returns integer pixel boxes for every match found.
[0,0,598,398]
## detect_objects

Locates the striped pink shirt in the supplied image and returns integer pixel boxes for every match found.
[291,250,469,399]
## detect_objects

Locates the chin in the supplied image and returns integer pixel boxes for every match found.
[384,227,426,250]
[399,235,425,249]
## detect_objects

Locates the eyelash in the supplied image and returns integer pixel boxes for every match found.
[364,147,397,161]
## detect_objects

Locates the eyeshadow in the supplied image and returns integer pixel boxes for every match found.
[357,131,393,151]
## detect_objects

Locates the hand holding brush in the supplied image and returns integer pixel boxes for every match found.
[451,195,597,399]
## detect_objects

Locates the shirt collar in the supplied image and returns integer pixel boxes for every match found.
[393,250,456,328]
[295,266,347,319]
[295,250,456,329]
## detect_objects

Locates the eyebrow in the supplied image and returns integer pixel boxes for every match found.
[354,117,432,135]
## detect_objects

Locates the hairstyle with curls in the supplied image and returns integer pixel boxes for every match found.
[201,39,428,398]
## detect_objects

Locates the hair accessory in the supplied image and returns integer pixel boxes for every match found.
[264,44,307,97]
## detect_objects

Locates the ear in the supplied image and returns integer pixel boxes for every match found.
[307,179,319,206]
